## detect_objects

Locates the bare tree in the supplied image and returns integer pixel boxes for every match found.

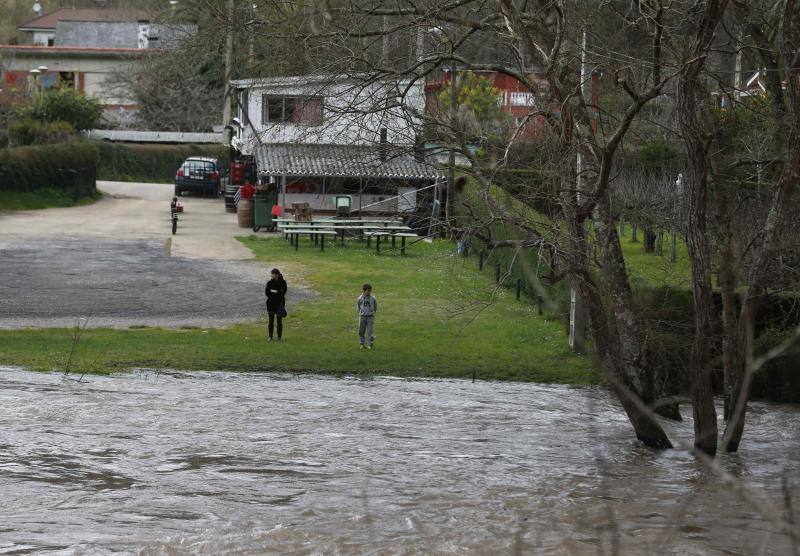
[282,0,712,449]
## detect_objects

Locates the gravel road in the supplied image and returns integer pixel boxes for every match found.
[0,181,311,329]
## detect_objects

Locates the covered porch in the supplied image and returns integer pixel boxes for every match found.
[254,143,442,216]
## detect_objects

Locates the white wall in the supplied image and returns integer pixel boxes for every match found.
[32,32,54,46]
[233,76,425,155]
[3,53,140,105]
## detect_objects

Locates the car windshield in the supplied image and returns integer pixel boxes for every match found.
[182,160,215,175]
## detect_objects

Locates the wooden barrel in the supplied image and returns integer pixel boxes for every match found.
[237,199,254,228]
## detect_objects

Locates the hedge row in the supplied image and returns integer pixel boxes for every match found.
[0,142,98,198]
[95,142,231,183]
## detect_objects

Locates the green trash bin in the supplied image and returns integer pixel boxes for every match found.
[253,191,278,232]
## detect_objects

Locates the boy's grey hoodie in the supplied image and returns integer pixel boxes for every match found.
[357,294,377,316]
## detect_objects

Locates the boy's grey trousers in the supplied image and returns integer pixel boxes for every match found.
[359,315,375,346]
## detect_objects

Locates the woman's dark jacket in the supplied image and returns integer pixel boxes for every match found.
[265,277,287,313]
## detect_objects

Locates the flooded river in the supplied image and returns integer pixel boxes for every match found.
[0,367,797,555]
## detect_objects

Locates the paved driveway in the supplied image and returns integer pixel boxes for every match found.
[0,181,308,329]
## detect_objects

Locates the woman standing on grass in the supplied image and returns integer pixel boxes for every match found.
[265,268,287,341]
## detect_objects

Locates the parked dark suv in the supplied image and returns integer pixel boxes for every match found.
[174,157,222,197]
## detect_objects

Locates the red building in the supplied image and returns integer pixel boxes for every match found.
[424,70,556,140]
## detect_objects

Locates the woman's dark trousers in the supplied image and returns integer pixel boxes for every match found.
[268,312,283,339]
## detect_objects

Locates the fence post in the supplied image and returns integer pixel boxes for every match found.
[516,279,521,300]
[670,231,677,263]
[537,296,543,315]
[631,224,638,242]
[495,264,501,284]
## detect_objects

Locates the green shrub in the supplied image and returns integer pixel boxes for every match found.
[8,119,76,146]
[95,142,230,182]
[19,88,102,131]
[0,142,98,198]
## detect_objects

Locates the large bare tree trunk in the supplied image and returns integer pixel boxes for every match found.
[566,170,672,449]
[678,117,719,455]
[677,0,730,456]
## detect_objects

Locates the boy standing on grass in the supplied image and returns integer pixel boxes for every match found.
[357,283,377,349]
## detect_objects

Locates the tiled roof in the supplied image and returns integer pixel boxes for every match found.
[18,8,152,30]
[255,144,441,180]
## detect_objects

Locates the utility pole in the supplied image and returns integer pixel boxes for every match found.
[734,30,743,99]
[221,0,235,144]
[446,65,457,232]
[569,25,590,354]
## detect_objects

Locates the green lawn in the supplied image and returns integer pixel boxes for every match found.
[620,229,692,289]
[0,235,595,383]
[462,176,693,290]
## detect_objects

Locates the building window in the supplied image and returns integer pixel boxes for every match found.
[261,95,323,125]
[58,71,76,89]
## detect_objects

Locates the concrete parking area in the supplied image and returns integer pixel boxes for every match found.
[0,181,309,329]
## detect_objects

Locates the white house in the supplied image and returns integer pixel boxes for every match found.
[229,74,440,215]
[1,8,194,126]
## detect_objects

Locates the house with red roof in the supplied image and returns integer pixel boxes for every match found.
[0,8,194,126]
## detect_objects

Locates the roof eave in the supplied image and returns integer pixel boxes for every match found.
[0,46,157,58]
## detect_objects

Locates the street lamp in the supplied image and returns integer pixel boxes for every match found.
[28,68,41,95]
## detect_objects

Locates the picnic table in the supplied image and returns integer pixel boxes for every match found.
[275,217,417,254]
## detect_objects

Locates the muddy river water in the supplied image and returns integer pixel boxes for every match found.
[0,367,797,555]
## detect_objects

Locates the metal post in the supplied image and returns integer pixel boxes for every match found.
[568,24,591,355]
[321,234,325,251]
[376,235,381,255]
[294,233,298,251]
[401,236,406,255]
[537,296,543,315]
[447,65,457,230]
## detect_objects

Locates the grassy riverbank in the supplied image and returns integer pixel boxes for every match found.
[0,235,595,383]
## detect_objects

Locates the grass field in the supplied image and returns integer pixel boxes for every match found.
[620,230,692,289]
[0,234,596,384]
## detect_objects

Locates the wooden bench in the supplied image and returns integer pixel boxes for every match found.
[363,231,418,254]
[284,229,338,251]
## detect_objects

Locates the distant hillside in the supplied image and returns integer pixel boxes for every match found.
[0,0,162,43]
